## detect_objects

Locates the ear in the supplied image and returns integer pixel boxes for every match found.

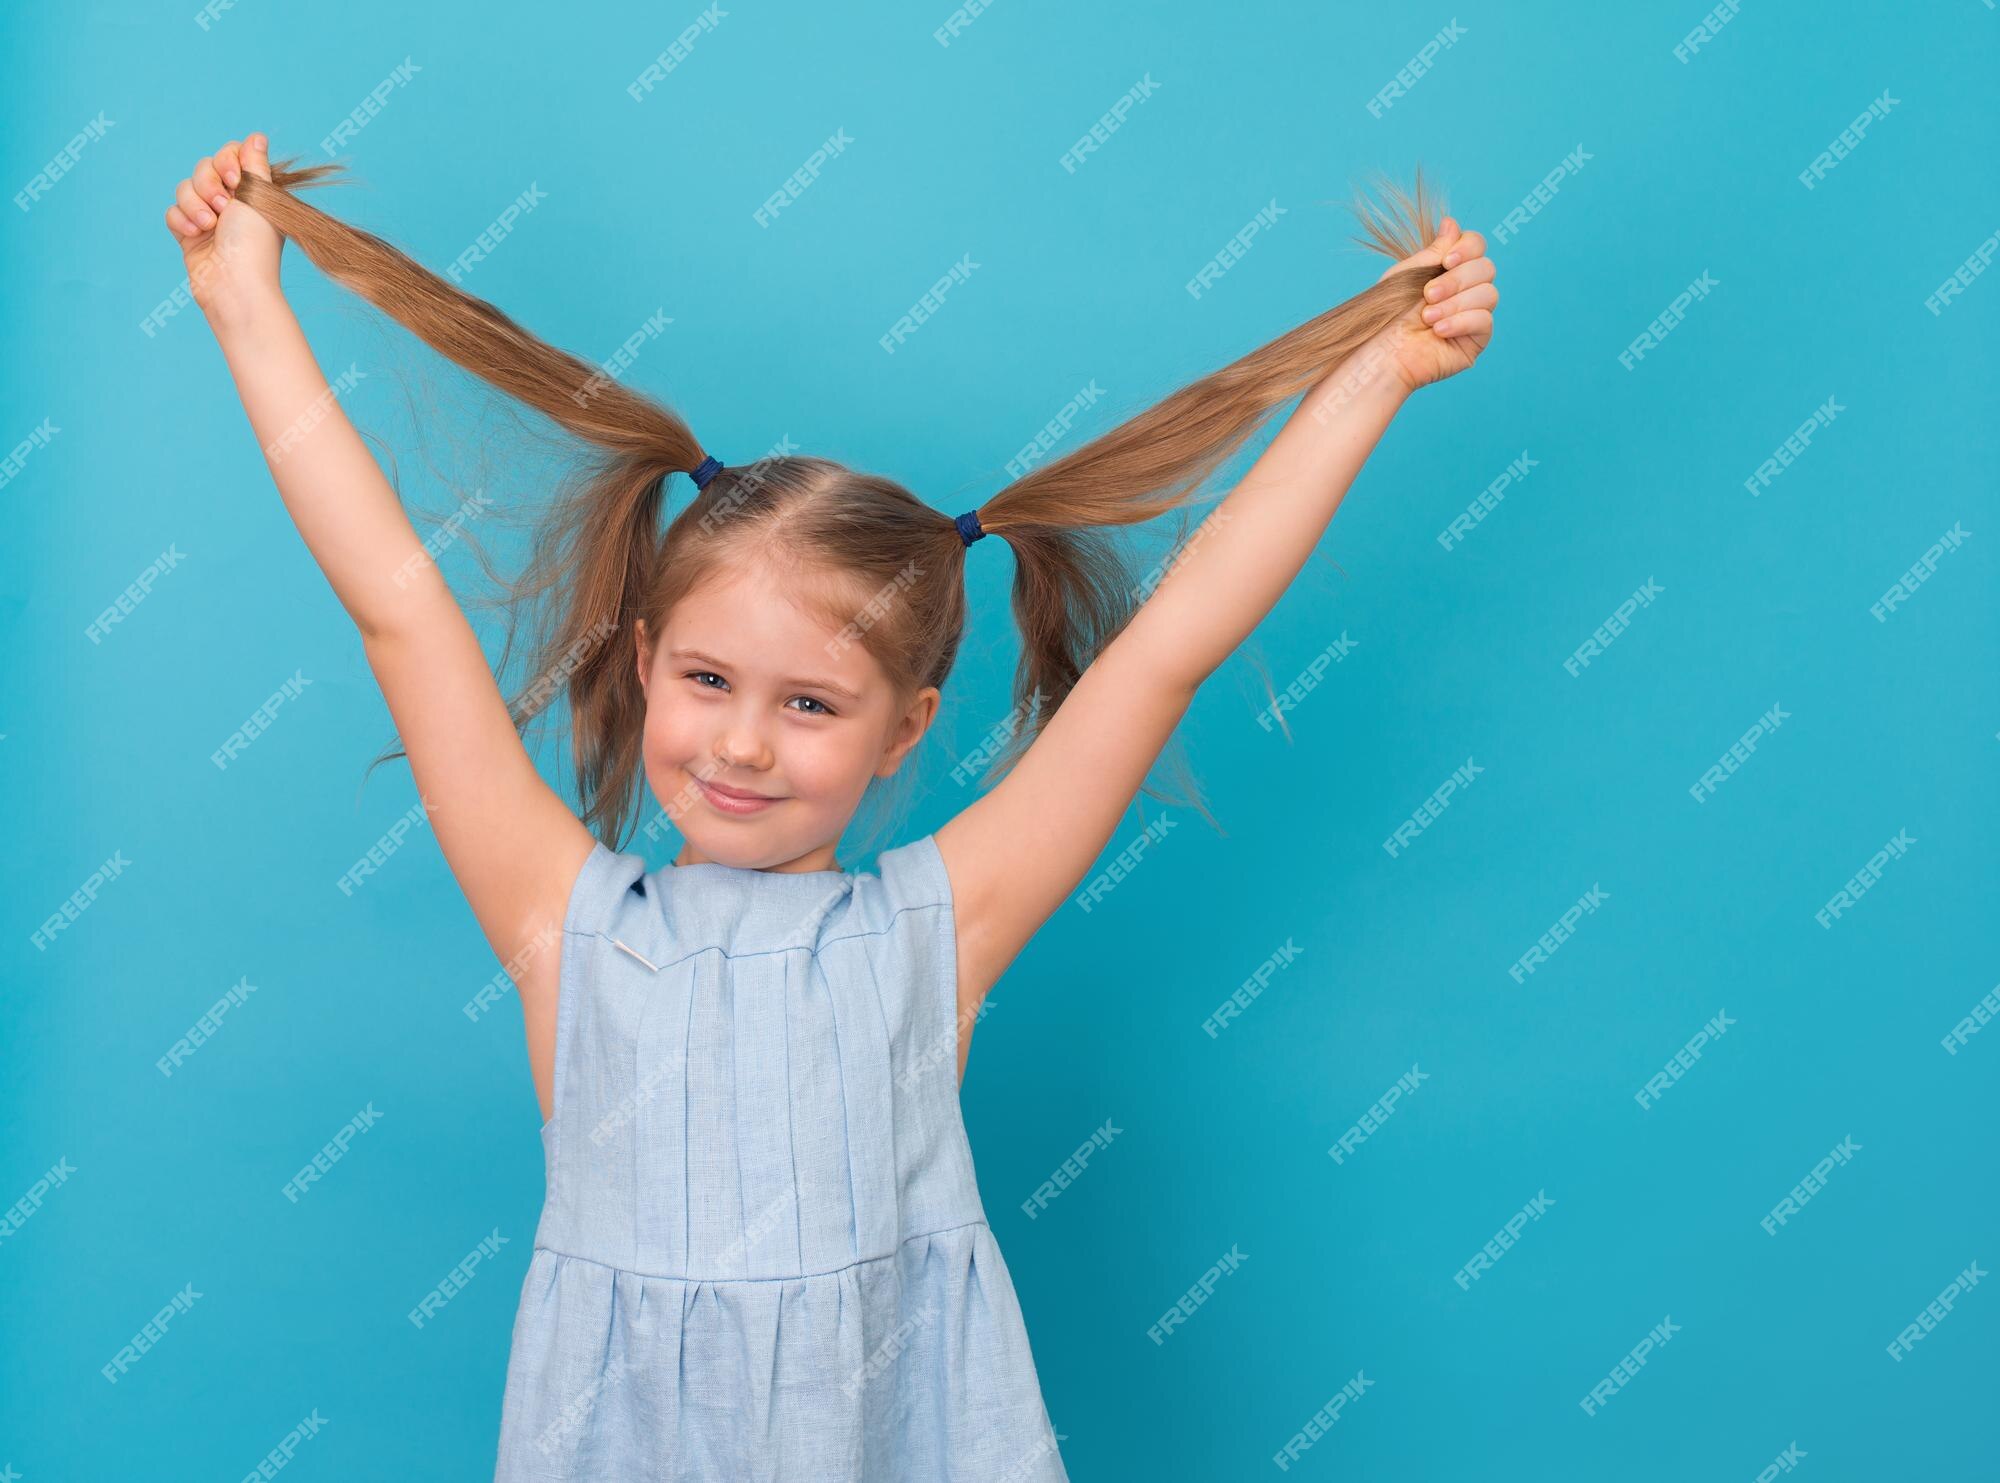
[634,618,652,696]
[876,686,941,778]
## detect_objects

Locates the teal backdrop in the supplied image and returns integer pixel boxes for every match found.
[4,0,1996,1477]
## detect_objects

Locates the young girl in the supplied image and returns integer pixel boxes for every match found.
[165,132,1495,1479]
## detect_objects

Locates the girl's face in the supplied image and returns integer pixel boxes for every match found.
[635,557,938,874]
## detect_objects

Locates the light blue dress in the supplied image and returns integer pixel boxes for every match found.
[492,833,1069,1481]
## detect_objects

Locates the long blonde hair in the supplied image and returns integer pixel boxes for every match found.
[235,161,1446,846]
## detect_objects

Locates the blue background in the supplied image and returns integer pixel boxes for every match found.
[4,0,1996,1477]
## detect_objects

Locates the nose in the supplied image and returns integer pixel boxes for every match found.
[711,716,772,773]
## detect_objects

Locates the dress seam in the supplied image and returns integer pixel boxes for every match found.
[530,1217,990,1285]
[560,898,946,971]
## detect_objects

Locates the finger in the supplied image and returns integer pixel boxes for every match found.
[1433,307,1494,339]
[1422,254,1496,304]
[241,131,272,181]
[1422,283,1499,327]
[165,203,200,238]
[215,139,244,189]
[1442,229,1486,271]
[176,178,216,232]
[193,157,227,215]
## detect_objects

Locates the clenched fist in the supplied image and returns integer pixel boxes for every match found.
[162,132,286,326]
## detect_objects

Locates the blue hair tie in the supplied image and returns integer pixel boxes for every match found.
[690,455,722,490]
[954,509,986,547]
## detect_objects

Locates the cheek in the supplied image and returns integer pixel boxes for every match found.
[641,692,700,770]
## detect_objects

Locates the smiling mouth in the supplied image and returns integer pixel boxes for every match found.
[694,776,782,813]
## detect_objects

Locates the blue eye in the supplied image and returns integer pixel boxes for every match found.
[687,671,725,689]
[790,696,833,716]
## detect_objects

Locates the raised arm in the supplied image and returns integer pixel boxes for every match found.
[172,135,594,1118]
[936,221,1496,1040]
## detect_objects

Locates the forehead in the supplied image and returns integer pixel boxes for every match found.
[662,558,885,690]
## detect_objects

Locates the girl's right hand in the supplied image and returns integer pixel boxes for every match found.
[163,133,285,325]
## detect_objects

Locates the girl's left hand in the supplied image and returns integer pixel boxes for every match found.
[1369,217,1498,394]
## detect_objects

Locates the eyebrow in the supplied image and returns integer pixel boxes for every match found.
[667,648,864,702]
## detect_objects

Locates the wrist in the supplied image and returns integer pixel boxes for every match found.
[1302,345,1411,427]
[205,281,293,345]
